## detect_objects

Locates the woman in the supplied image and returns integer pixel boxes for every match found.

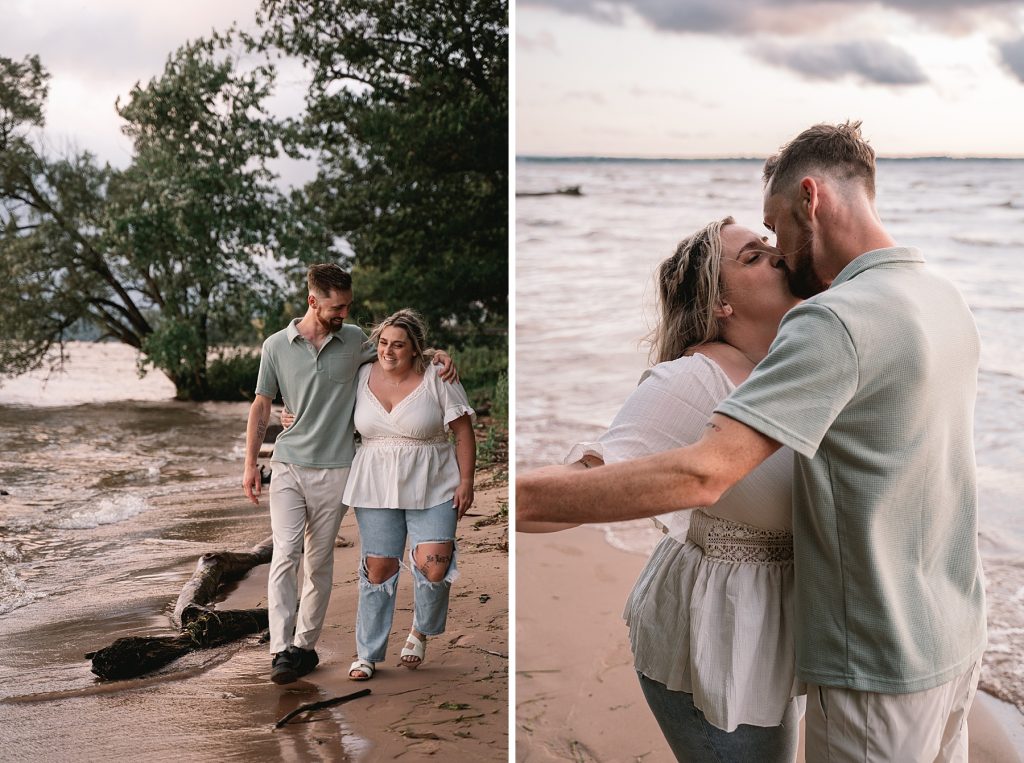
[519,217,803,761]
[340,309,475,681]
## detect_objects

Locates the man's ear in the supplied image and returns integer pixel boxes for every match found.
[799,176,820,221]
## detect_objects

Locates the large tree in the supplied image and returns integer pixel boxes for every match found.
[257,0,508,344]
[0,39,290,399]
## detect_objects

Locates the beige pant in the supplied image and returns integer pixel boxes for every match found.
[267,461,350,654]
[806,659,981,763]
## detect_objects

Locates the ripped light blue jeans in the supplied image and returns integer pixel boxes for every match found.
[354,499,459,663]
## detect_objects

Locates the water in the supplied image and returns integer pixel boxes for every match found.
[0,344,364,759]
[516,158,1024,711]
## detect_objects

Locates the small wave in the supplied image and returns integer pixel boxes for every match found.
[592,520,662,556]
[951,235,1023,248]
[0,564,46,615]
[56,494,150,529]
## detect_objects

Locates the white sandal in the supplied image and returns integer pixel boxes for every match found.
[348,659,375,681]
[400,634,425,669]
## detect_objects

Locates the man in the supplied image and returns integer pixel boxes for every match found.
[518,122,986,761]
[243,264,455,685]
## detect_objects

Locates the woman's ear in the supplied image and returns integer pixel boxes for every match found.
[713,302,733,319]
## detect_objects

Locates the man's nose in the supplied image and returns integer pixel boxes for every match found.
[769,253,788,270]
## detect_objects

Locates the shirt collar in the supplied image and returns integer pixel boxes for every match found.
[285,318,348,344]
[831,247,925,289]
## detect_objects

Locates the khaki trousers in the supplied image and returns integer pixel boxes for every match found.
[267,461,350,654]
[806,659,981,763]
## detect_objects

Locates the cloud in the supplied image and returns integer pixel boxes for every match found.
[0,1,260,83]
[520,0,1019,35]
[753,40,929,85]
[998,37,1024,83]
[518,30,560,53]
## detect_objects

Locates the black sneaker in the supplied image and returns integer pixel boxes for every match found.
[271,650,298,685]
[289,646,319,678]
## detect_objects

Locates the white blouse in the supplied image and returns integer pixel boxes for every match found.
[566,354,804,732]
[342,363,475,509]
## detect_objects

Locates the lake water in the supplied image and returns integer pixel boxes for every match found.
[515,157,1024,712]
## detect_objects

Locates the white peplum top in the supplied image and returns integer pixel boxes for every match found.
[566,353,804,732]
[343,362,475,510]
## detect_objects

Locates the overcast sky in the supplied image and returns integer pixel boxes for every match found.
[1,0,314,183]
[517,0,1024,157]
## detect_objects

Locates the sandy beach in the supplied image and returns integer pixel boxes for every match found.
[516,525,1024,763]
[0,462,508,761]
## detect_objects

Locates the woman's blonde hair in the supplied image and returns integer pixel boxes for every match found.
[648,216,734,365]
[370,308,428,373]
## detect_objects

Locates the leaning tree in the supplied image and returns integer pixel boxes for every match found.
[0,38,292,400]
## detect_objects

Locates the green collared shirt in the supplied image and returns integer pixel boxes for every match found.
[255,319,377,468]
[717,247,986,693]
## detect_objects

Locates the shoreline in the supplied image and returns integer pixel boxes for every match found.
[0,464,508,761]
[516,525,1023,762]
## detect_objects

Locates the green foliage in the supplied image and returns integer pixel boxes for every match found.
[256,0,508,344]
[458,337,507,468]
[0,40,292,400]
[206,350,262,401]
[454,340,507,419]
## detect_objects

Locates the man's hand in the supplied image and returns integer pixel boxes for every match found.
[243,394,273,505]
[243,462,263,505]
[432,349,459,383]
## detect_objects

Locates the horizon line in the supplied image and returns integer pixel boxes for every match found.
[517,154,1024,162]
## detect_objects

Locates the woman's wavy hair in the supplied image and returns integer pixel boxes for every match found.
[647,216,734,365]
[370,308,429,373]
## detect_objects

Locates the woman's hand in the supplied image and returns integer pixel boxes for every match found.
[453,479,474,519]
[279,407,295,429]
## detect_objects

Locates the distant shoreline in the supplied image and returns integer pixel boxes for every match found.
[517,155,1024,163]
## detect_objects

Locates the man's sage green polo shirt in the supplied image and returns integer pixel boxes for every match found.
[255,319,377,468]
[716,247,986,694]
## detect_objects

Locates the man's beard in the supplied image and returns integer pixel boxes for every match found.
[786,220,829,298]
[317,313,344,332]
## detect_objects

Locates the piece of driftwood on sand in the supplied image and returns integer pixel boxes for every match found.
[515,185,583,197]
[86,536,274,681]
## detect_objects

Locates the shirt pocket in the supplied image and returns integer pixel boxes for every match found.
[326,352,357,384]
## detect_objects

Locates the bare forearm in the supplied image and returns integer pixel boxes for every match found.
[516,414,780,525]
[244,397,272,467]
[517,447,723,524]
[451,416,475,485]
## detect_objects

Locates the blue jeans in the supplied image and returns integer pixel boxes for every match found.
[354,500,459,663]
[637,673,800,763]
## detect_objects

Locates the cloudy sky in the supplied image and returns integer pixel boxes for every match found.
[1,1,312,182]
[517,0,1024,157]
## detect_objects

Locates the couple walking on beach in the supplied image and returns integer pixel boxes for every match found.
[241,265,476,685]
[519,122,986,762]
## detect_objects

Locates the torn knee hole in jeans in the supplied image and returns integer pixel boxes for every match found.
[410,541,460,586]
[360,555,400,592]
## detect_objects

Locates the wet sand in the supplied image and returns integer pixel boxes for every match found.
[516,526,1023,763]
[0,468,508,761]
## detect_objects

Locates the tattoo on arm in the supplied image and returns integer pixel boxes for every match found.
[256,419,267,440]
[705,421,722,433]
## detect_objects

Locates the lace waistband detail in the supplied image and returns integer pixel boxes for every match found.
[360,434,449,447]
[686,510,793,564]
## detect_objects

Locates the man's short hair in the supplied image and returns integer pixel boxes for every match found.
[763,120,876,198]
[307,264,352,297]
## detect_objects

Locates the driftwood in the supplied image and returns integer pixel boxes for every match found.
[515,185,582,197]
[87,608,269,680]
[172,536,274,627]
[86,535,275,681]
[275,688,372,728]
